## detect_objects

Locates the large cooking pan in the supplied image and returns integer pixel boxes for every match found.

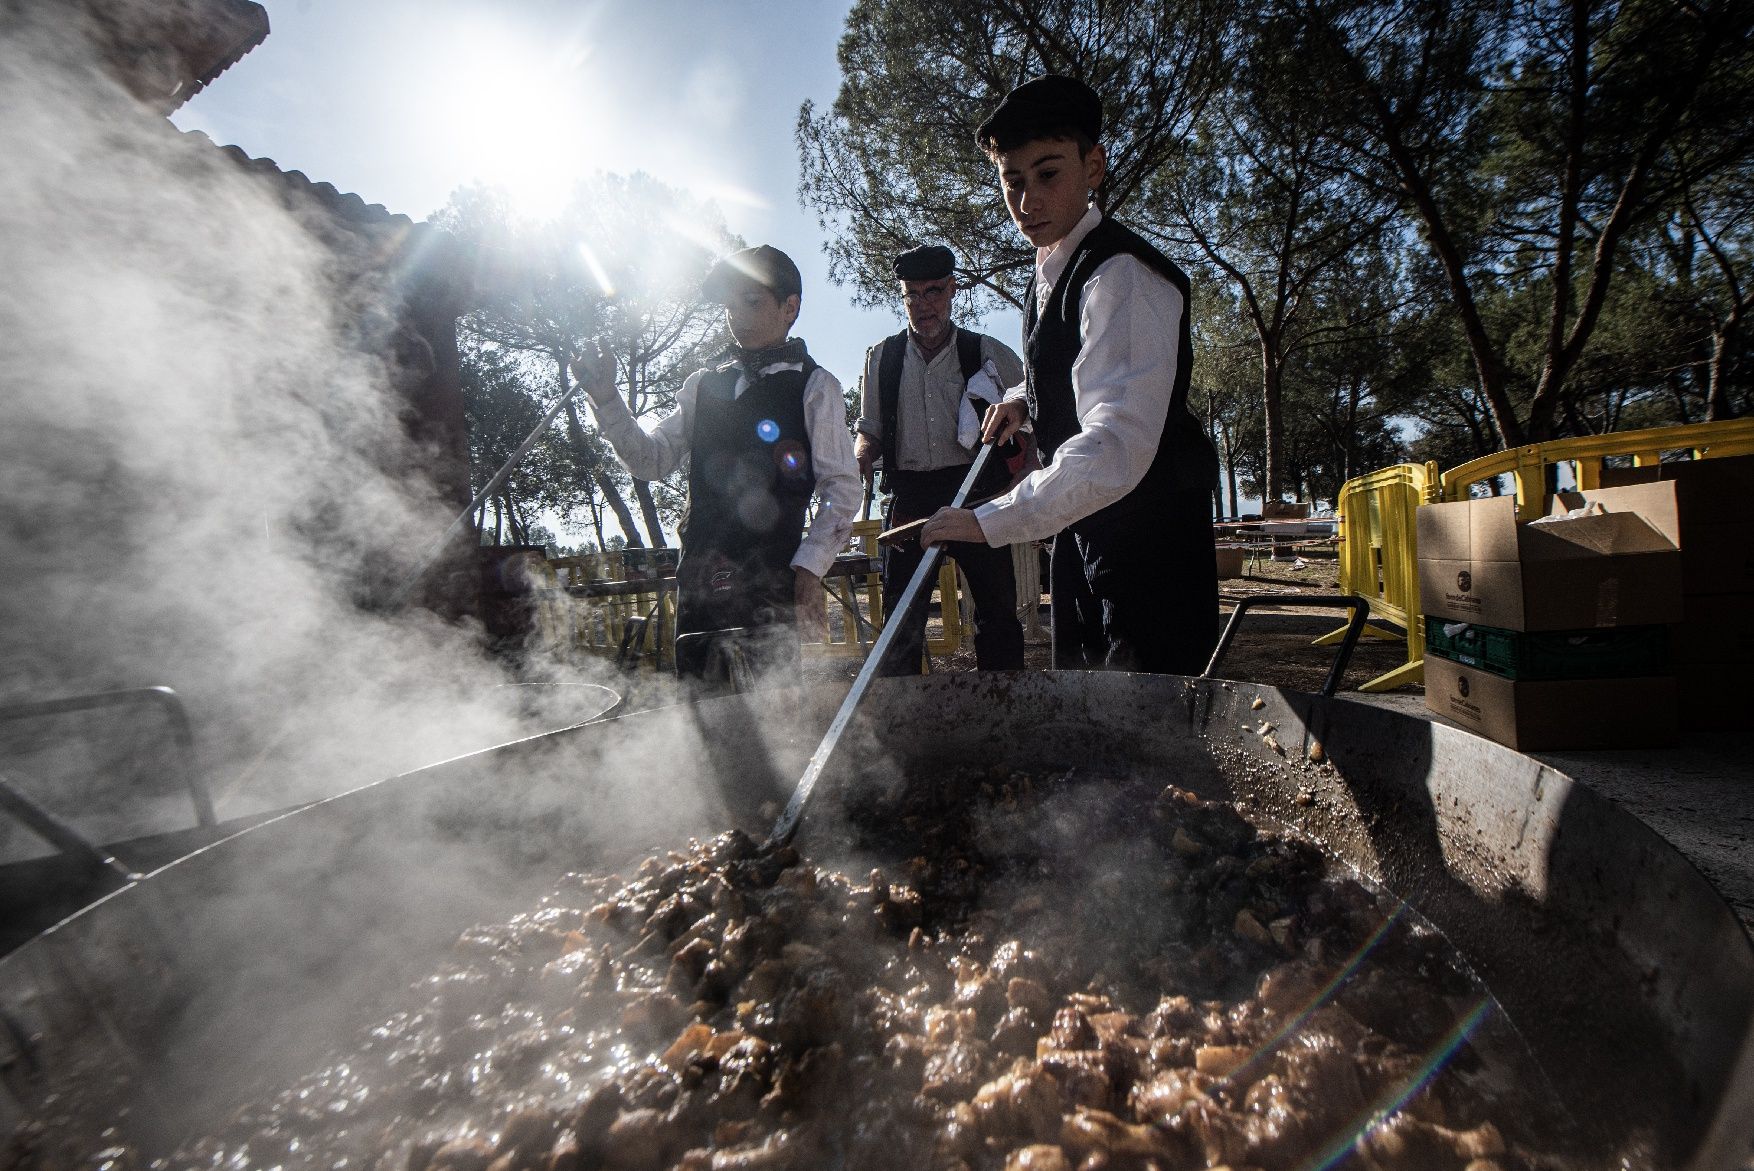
[2,672,1750,1166]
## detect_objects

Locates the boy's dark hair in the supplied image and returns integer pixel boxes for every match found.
[975,75,1103,157]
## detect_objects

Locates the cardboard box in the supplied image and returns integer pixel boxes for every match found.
[1594,454,1754,595]
[1416,482,1683,630]
[1677,673,1743,732]
[1423,655,1678,750]
[1671,590,1754,731]
[1673,591,1754,667]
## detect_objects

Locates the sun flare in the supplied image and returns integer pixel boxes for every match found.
[429,21,600,220]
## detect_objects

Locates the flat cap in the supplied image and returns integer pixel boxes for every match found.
[975,74,1103,152]
[892,244,956,282]
[703,245,802,302]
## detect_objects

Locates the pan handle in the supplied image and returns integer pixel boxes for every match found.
[0,686,213,826]
[1201,594,1370,699]
[0,772,141,883]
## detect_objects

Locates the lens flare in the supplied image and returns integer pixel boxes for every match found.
[755,419,779,443]
[424,20,600,220]
[772,439,808,479]
[694,182,771,211]
[662,212,731,257]
[1219,905,1407,1088]
[577,241,615,298]
[1294,997,1494,1171]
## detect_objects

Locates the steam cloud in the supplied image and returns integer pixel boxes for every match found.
[0,10,619,850]
[0,9,837,1155]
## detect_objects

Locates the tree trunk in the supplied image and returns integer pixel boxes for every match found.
[1708,325,1740,420]
[592,470,643,546]
[1343,380,1360,485]
[1261,347,1285,504]
[632,480,669,548]
[1344,69,1528,450]
[1214,415,1241,520]
[557,394,645,549]
[550,346,647,549]
[504,488,527,546]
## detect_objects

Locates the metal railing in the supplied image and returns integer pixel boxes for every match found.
[1440,418,1754,519]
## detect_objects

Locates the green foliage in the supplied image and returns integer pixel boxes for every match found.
[798,0,1234,314]
[804,0,1754,497]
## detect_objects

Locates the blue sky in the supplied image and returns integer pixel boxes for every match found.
[171,0,1022,401]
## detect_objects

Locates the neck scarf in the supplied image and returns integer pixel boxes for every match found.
[721,337,808,378]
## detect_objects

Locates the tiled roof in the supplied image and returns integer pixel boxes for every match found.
[78,0,271,115]
[168,0,272,112]
[187,129,418,231]
[177,128,471,305]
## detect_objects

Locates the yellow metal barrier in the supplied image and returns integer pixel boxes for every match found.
[1440,418,1754,518]
[812,519,887,660]
[548,528,899,671]
[1327,417,1754,692]
[927,562,967,661]
[1318,461,1440,691]
[815,520,966,667]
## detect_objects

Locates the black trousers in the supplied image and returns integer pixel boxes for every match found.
[878,466,1025,675]
[673,546,799,686]
[1050,483,1219,675]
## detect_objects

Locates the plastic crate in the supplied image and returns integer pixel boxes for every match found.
[1424,618,1669,681]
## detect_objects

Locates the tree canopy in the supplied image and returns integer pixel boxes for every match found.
[436,174,741,547]
[800,0,1753,507]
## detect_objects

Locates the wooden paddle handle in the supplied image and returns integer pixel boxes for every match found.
[876,495,1001,545]
[876,516,929,545]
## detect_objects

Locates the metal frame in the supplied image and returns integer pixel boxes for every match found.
[1204,594,1370,698]
[0,686,213,828]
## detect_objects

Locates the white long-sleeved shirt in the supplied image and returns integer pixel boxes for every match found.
[973,207,1184,548]
[585,353,860,578]
[855,328,1025,471]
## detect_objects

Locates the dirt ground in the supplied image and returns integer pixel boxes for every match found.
[925,546,1417,696]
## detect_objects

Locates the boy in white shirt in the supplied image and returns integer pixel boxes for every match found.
[920,76,1220,674]
[572,246,860,683]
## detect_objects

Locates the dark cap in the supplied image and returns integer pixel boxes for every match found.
[892,244,956,282]
[702,245,802,302]
[975,74,1103,153]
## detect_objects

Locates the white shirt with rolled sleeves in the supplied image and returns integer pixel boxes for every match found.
[584,356,861,579]
[973,206,1183,548]
[855,330,1025,472]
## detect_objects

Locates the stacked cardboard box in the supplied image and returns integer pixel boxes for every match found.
[1596,454,1754,730]
[1417,481,1683,749]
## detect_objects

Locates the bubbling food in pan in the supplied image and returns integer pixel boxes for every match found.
[14,767,1601,1170]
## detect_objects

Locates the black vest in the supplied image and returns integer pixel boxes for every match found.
[876,327,1013,497]
[1024,216,1217,502]
[682,354,817,572]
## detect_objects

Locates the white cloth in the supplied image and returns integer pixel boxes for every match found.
[974,207,1184,548]
[585,356,861,578]
[856,329,1025,472]
[958,360,1006,449]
